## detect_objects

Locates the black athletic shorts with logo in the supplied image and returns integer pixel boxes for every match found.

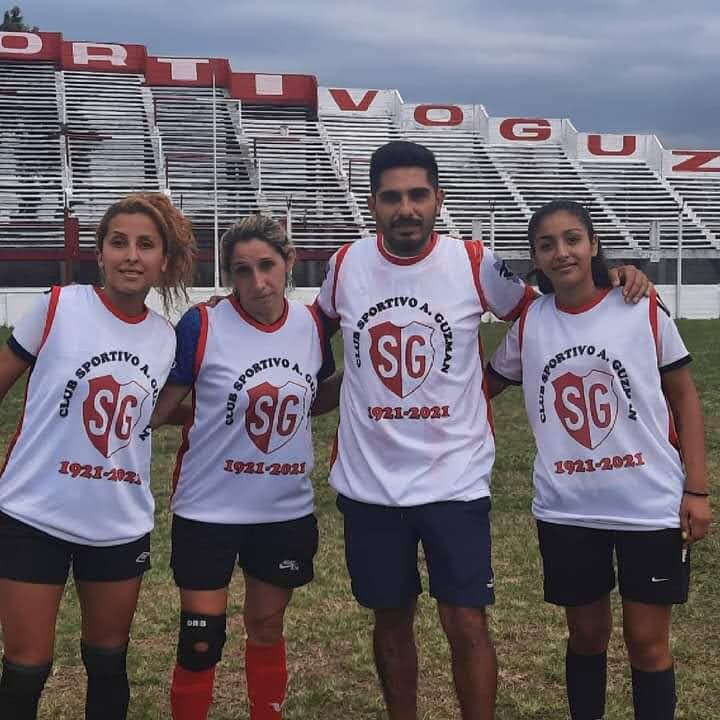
[537,520,690,607]
[0,510,151,584]
[170,513,319,591]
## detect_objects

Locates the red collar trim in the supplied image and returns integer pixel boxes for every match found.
[229,293,289,332]
[376,232,438,266]
[94,287,148,324]
[555,287,612,315]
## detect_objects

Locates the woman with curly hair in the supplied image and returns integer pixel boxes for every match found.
[0,193,196,720]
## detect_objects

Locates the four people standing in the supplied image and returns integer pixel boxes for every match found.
[0,145,711,720]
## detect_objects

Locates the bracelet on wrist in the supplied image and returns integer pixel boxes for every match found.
[683,489,710,498]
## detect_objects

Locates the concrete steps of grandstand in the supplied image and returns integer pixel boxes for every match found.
[241,105,362,247]
[151,86,260,241]
[0,61,64,246]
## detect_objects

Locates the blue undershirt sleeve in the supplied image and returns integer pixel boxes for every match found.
[167,308,201,385]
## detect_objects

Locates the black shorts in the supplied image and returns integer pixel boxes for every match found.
[537,520,690,607]
[170,513,319,591]
[336,495,495,610]
[0,510,151,584]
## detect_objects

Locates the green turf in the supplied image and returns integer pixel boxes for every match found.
[0,321,717,719]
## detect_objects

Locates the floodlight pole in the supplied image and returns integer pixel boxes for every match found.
[489,201,496,254]
[212,73,220,294]
[286,195,293,240]
[676,204,684,318]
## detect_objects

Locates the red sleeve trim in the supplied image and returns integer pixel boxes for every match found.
[517,297,534,354]
[500,284,536,322]
[331,244,352,314]
[648,288,660,362]
[329,425,339,469]
[194,304,209,376]
[0,286,60,479]
[307,302,330,365]
[0,377,31,480]
[170,388,197,501]
[668,407,680,452]
[478,337,495,437]
[463,240,489,312]
[39,285,61,350]
[171,306,207,500]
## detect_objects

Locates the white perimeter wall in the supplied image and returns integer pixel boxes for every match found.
[1,286,718,327]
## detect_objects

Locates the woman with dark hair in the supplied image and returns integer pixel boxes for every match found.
[0,193,197,720]
[487,200,711,720]
[152,214,337,720]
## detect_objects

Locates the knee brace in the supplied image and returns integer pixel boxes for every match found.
[80,642,128,677]
[177,612,227,672]
[81,643,129,720]
[0,656,52,719]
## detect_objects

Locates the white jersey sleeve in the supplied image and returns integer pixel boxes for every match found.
[488,319,523,384]
[656,302,690,371]
[316,246,350,319]
[10,291,51,357]
[475,244,534,320]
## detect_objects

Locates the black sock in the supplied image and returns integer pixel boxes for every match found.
[81,642,130,720]
[0,656,52,720]
[631,665,676,720]
[566,645,607,719]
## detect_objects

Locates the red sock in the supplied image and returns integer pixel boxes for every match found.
[245,639,287,720]
[170,664,215,720]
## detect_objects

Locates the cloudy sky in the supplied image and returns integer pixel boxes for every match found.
[17,0,720,148]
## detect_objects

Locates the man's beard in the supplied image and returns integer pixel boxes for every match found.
[382,220,434,257]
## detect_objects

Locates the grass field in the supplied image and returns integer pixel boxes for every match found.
[0,320,717,719]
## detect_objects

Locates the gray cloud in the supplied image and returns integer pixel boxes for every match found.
[18,0,720,147]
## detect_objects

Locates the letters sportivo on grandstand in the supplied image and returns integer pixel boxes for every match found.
[2,30,720,173]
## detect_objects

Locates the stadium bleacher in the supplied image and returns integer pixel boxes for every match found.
[151,86,258,248]
[1,29,719,284]
[63,70,159,244]
[0,60,64,247]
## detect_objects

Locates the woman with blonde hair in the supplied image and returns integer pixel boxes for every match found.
[0,193,196,720]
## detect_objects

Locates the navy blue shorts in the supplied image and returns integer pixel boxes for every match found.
[336,495,494,609]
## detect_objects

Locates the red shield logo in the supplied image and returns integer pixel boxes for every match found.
[368,321,435,398]
[82,375,150,458]
[245,381,307,454]
[552,370,618,449]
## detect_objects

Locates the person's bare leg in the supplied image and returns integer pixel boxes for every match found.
[437,603,496,720]
[564,595,613,720]
[0,579,64,718]
[623,599,676,720]
[76,578,144,720]
[373,603,418,720]
[242,573,293,719]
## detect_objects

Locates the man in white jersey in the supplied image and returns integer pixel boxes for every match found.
[313,141,649,719]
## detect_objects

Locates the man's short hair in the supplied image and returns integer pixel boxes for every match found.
[369,141,439,194]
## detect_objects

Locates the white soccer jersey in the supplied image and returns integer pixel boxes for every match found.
[171,297,329,524]
[316,233,534,506]
[490,288,690,530]
[0,285,175,545]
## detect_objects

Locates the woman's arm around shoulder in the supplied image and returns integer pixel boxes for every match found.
[662,366,712,544]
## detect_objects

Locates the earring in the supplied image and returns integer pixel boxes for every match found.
[286,270,295,294]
